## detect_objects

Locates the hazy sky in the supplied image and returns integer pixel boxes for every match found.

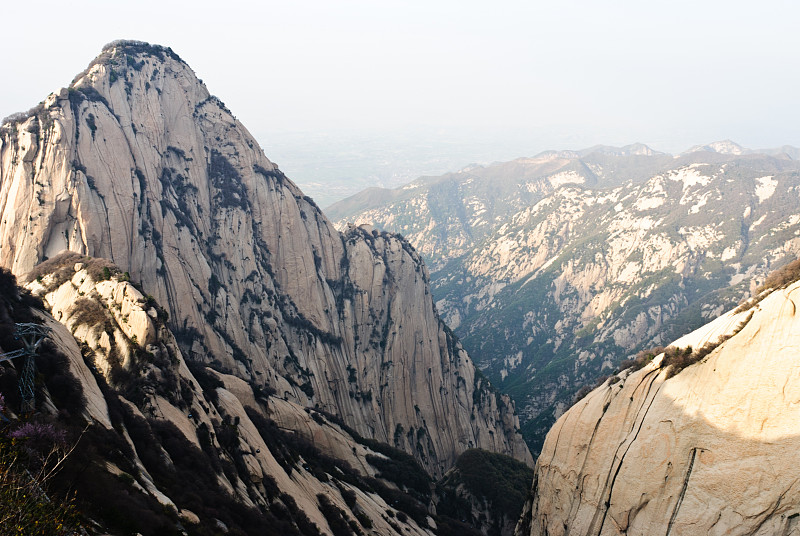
[2,0,799,155]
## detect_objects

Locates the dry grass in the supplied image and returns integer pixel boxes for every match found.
[25,252,85,284]
[83,258,119,283]
[26,252,121,291]
[619,346,665,373]
[758,258,800,293]
[574,308,756,405]
[662,311,753,379]
[660,346,696,379]
[70,298,112,334]
[735,257,800,313]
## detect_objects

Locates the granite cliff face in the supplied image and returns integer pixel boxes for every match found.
[0,41,530,475]
[331,147,800,451]
[515,272,800,536]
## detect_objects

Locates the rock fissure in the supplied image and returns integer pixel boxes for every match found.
[563,388,616,536]
[664,446,699,536]
[782,513,800,536]
[591,369,665,535]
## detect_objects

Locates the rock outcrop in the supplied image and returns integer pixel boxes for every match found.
[0,41,530,474]
[516,275,800,536]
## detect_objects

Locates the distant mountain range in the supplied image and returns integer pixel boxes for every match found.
[330,143,800,452]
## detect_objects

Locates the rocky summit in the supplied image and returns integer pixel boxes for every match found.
[0,39,530,481]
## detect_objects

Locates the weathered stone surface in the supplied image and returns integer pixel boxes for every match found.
[37,311,112,428]
[0,41,530,474]
[516,280,800,536]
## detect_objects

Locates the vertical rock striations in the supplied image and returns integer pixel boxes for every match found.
[0,41,530,475]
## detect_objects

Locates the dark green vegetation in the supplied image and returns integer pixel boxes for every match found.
[0,426,81,535]
[268,409,513,536]
[0,270,82,535]
[437,449,534,536]
[333,147,800,453]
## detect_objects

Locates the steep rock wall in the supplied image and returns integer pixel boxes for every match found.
[333,145,800,452]
[0,42,530,474]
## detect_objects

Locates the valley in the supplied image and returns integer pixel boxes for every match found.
[331,145,800,451]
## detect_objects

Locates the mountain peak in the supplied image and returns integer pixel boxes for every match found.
[684,139,747,155]
[101,39,182,59]
[578,143,663,157]
[71,40,187,87]
[0,41,531,477]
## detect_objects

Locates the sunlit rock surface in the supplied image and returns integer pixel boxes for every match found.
[516,280,800,536]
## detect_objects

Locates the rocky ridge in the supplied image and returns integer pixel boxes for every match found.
[331,146,800,451]
[327,147,678,270]
[515,266,800,536]
[0,41,530,474]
